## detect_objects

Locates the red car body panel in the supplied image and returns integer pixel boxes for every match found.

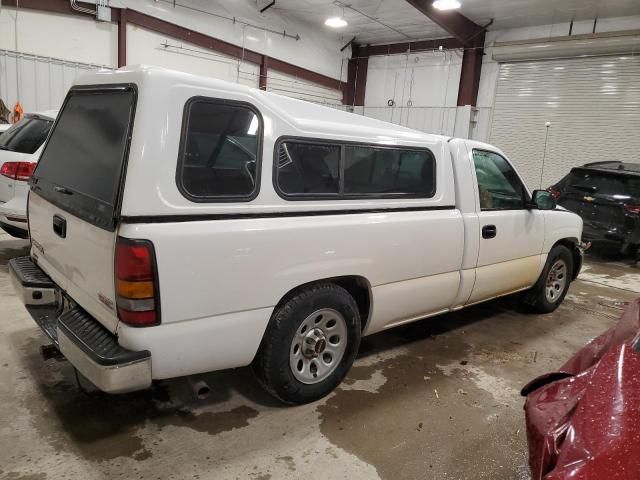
[524,298,640,480]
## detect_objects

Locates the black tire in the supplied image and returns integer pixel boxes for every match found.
[252,283,361,405]
[523,244,574,313]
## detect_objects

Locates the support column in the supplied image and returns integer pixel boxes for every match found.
[259,55,268,90]
[118,8,127,68]
[343,44,368,106]
[457,32,485,106]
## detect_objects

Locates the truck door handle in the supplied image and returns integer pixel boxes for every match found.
[482,224,497,239]
[53,214,67,238]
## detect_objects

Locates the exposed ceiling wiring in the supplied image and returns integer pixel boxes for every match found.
[334,0,413,40]
[146,0,300,41]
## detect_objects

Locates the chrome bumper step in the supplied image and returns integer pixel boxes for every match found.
[58,307,149,366]
[10,256,152,393]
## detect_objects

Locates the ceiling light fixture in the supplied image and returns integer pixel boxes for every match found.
[432,0,461,11]
[325,16,348,28]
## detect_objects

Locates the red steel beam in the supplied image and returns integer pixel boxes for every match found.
[266,57,344,91]
[259,55,268,90]
[404,0,484,46]
[403,0,486,106]
[125,10,263,65]
[125,10,345,93]
[343,44,368,106]
[117,9,127,68]
[457,31,485,106]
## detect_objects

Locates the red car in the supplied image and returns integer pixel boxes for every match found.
[523,298,640,480]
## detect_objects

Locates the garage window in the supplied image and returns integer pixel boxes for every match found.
[274,138,436,199]
[177,98,262,202]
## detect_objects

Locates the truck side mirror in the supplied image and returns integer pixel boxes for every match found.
[530,189,556,210]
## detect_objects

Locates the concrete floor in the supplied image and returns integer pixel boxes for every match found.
[1,231,638,480]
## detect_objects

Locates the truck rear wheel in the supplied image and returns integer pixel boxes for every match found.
[252,283,361,404]
[523,244,574,313]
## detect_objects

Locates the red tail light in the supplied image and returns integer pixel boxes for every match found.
[624,204,640,215]
[115,237,160,326]
[0,161,37,181]
[547,186,561,200]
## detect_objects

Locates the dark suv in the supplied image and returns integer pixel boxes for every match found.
[549,161,640,259]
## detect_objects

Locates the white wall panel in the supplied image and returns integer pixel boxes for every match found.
[0,8,117,67]
[126,25,259,87]
[0,50,111,113]
[490,55,640,189]
[360,106,461,136]
[364,50,462,108]
[266,70,342,105]
[0,1,348,95]
[359,50,464,136]
[112,0,349,82]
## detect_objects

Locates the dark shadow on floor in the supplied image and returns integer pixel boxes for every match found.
[585,244,638,266]
[0,237,30,266]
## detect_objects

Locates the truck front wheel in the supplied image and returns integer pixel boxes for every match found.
[523,244,574,313]
[252,283,361,404]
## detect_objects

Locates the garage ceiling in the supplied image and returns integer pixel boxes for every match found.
[270,0,640,44]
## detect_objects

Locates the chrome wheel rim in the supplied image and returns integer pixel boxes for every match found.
[289,308,347,384]
[545,259,568,303]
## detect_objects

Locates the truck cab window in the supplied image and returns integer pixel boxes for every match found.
[178,99,261,201]
[472,150,527,210]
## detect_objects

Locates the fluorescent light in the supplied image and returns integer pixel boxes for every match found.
[325,16,348,28]
[432,0,461,10]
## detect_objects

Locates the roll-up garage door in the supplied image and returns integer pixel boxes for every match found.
[489,55,640,189]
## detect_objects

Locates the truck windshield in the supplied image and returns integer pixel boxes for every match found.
[32,86,136,230]
[0,116,53,154]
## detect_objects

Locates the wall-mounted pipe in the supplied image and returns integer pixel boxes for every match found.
[155,0,299,41]
[259,0,275,14]
[340,36,356,52]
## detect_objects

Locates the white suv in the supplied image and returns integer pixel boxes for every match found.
[0,110,58,238]
[9,66,583,404]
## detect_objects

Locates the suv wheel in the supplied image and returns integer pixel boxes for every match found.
[253,283,361,404]
[523,245,574,313]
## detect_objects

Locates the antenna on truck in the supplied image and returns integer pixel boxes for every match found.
[539,121,551,189]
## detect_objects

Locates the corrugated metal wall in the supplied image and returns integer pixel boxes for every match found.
[0,49,111,114]
[490,55,640,188]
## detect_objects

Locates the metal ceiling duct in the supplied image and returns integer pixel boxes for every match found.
[492,30,640,62]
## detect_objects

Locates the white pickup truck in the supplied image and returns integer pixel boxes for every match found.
[10,66,583,404]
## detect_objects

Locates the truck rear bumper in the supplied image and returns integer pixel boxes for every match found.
[8,256,152,393]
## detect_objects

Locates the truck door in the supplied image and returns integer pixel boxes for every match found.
[467,147,545,304]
